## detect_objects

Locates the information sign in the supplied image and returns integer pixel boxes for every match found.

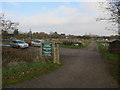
[42,43,53,56]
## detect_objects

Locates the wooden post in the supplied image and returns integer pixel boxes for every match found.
[40,42,42,58]
[53,41,56,63]
[56,44,60,64]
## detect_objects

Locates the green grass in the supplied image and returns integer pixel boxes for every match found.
[96,41,119,63]
[60,40,91,49]
[96,41,120,82]
[3,61,62,86]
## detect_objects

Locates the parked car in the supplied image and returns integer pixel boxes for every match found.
[31,40,45,47]
[26,41,32,46]
[10,40,29,48]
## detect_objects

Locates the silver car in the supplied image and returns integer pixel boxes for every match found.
[10,40,29,48]
[31,40,45,47]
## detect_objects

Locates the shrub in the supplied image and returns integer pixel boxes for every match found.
[62,41,74,45]
[2,46,35,67]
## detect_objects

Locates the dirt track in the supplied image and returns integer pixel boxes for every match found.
[4,41,118,88]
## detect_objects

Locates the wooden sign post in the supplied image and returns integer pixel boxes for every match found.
[40,42,42,58]
[56,44,60,64]
[53,41,57,63]
[40,41,60,64]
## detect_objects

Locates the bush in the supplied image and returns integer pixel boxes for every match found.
[2,46,35,67]
[62,41,74,45]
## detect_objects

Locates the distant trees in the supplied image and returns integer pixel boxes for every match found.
[13,29,19,36]
[0,13,19,39]
[60,34,66,38]
[39,32,49,39]
[32,32,49,39]
[28,30,32,39]
[2,30,8,39]
[49,32,60,39]
[0,13,19,32]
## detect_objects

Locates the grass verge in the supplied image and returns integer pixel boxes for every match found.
[3,61,62,86]
[96,41,120,83]
[96,41,119,64]
[60,40,91,49]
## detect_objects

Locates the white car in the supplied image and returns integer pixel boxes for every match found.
[10,40,29,48]
[31,40,45,47]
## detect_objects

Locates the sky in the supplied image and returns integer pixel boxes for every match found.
[1,1,118,36]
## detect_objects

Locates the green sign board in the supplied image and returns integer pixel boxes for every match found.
[42,43,53,56]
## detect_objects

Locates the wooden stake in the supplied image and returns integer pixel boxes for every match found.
[53,41,56,63]
[56,44,60,64]
[40,42,42,58]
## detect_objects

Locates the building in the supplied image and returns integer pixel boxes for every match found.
[108,39,120,54]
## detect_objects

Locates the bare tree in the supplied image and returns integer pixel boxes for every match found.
[0,13,19,33]
[97,0,120,35]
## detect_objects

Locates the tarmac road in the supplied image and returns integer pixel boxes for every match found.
[3,41,119,88]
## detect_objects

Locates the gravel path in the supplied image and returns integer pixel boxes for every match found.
[3,41,118,88]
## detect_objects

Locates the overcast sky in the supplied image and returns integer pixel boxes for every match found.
[2,1,118,36]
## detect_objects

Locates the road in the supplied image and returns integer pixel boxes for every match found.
[3,41,118,88]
